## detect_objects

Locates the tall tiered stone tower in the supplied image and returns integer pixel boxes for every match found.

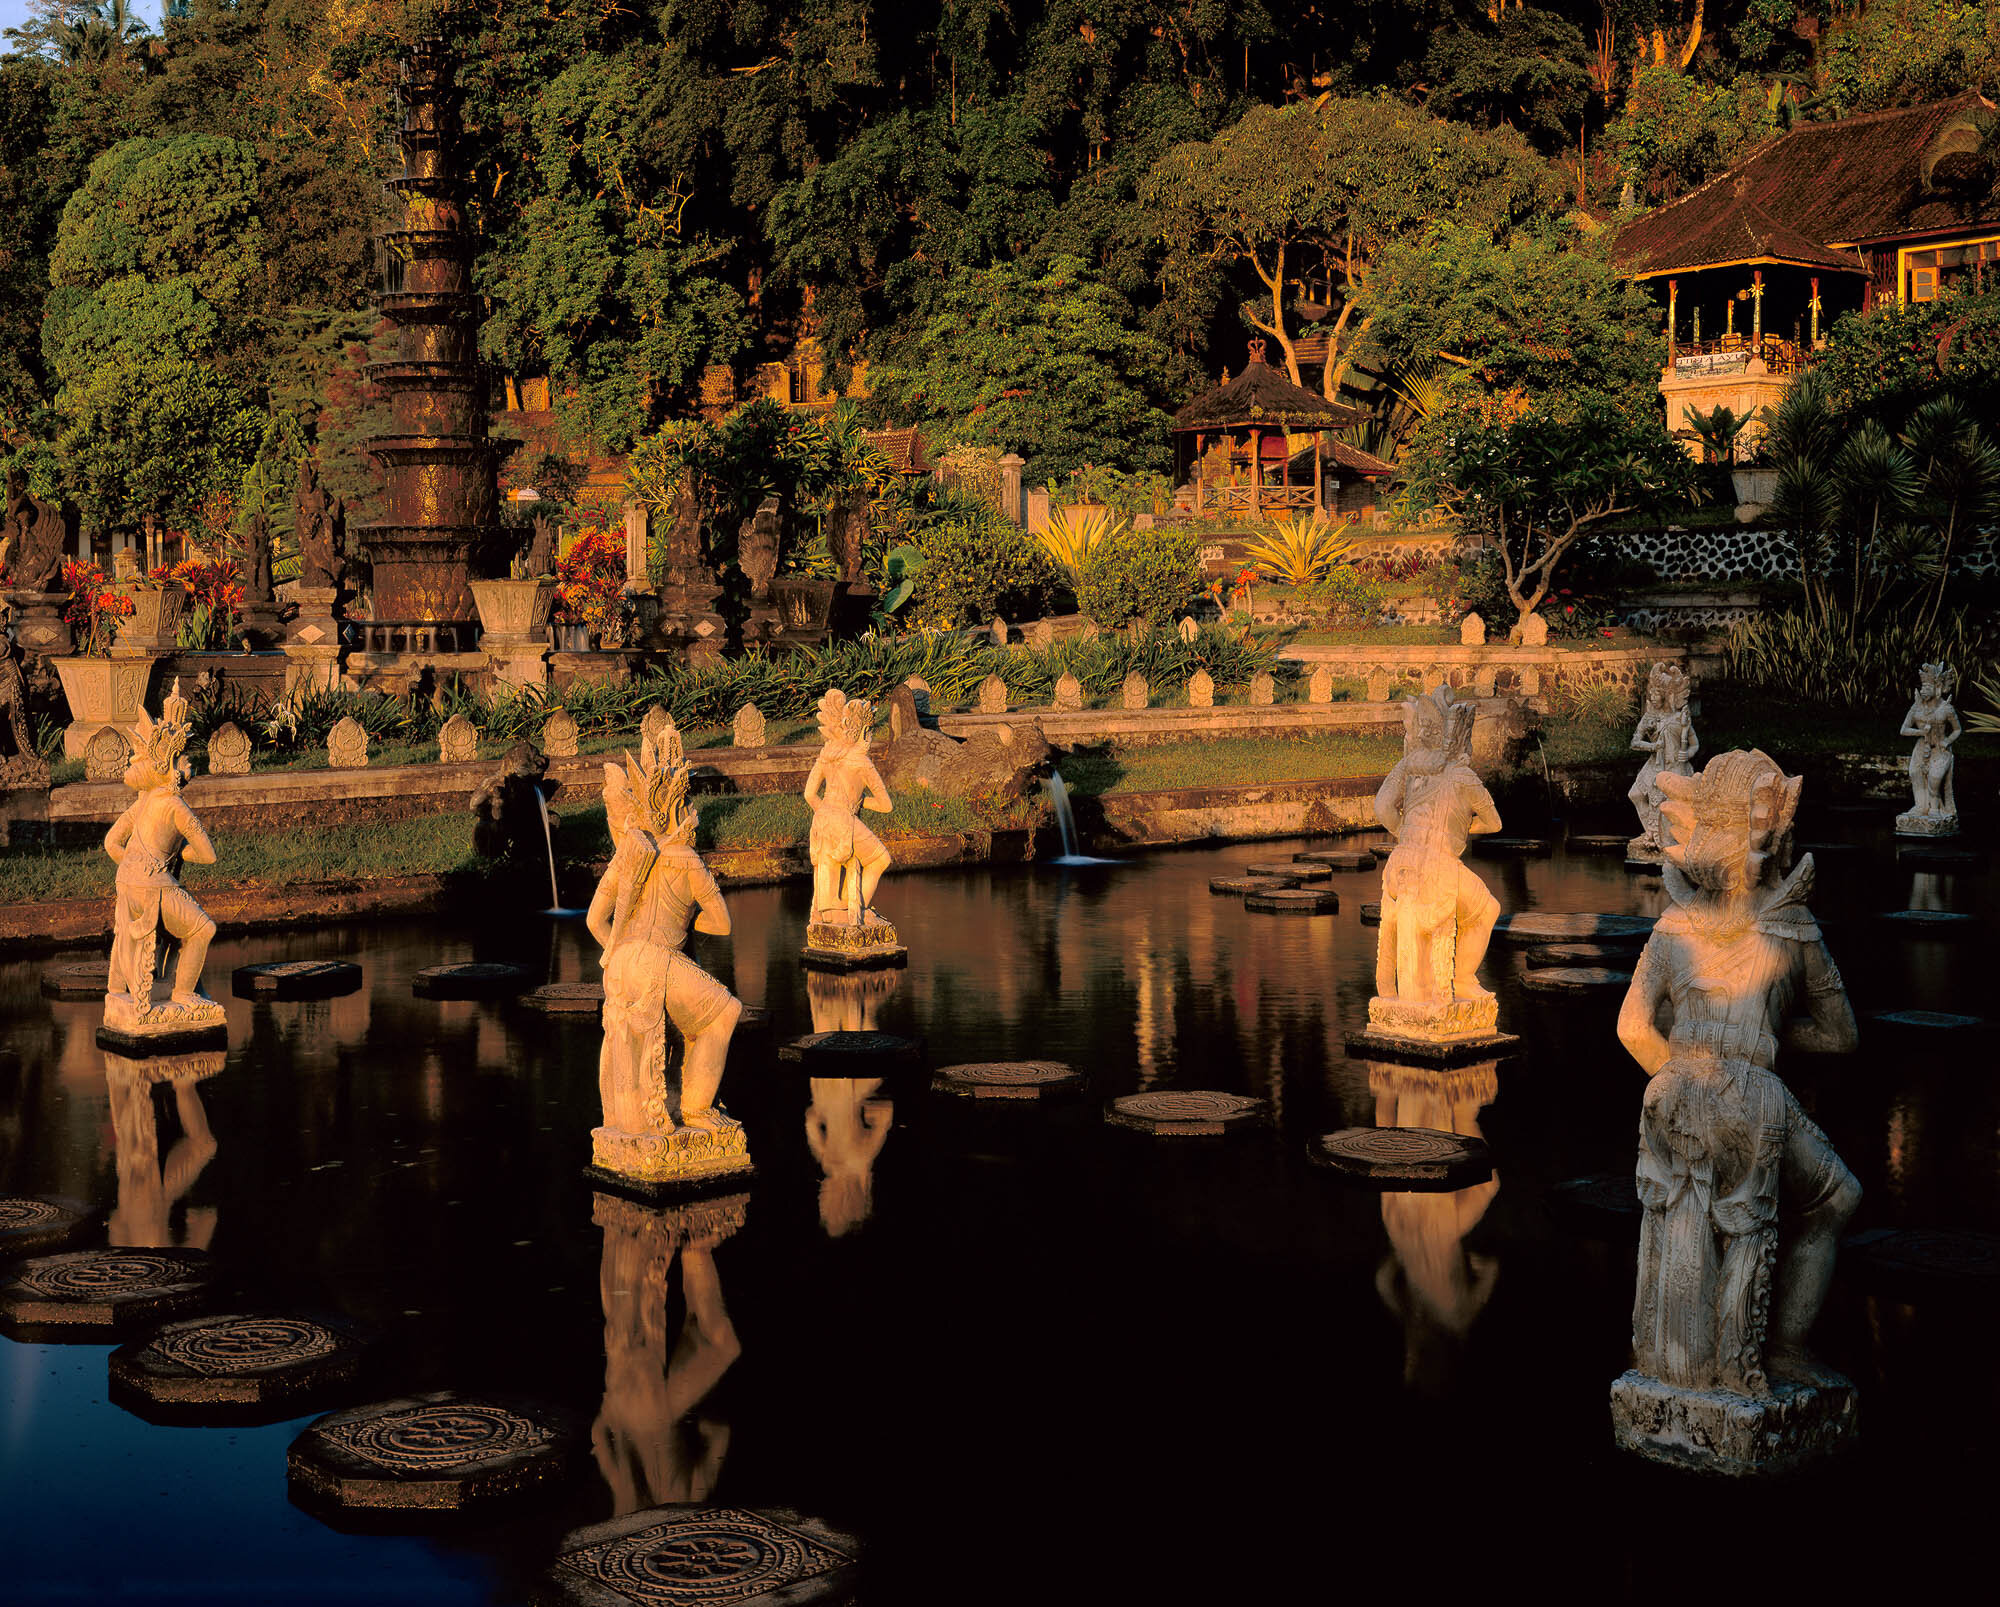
[362,37,510,637]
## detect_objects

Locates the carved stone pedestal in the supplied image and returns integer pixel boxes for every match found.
[1347,994,1521,1067]
[283,586,346,696]
[802,914,907,972]
[3,590,71,657]
[1894,807,1959,838]
[1609,1369,1858,1477]
[97,992,226,1055]
[587,1119,753,1197]
[1626,834,1663,864]
[482,634,551,689]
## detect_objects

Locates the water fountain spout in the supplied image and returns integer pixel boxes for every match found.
[1045,771,1116,866]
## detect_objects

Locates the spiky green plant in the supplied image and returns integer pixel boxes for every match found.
[1241,512,1357,587]
[1034,505,1127,583]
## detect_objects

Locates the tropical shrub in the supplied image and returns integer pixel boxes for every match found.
[1034,504,1125,586]
[906,504,1062,629]
[1243,512,1356,586]
[1300,564,1388,624]
[1723,608,1993,711]
[60,558,130,656]
[1077,522,1204,628]
[154,559,241,650]
[554,529,629,640]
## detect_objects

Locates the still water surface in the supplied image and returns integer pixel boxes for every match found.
[1,832,1992,1599]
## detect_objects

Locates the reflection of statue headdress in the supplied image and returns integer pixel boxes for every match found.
[1404,684,1474,761]
[132,679,193,786]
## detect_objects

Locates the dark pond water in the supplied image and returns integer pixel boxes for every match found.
[1,824,1993,1600]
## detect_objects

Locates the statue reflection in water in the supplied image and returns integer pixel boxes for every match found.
[103,1049,224,1249]
[590,1190,747,1516]
[1366,1058,1499,1396]
[804,970,898,1237]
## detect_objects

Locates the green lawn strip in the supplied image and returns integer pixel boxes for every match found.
[1057,732,1403,796]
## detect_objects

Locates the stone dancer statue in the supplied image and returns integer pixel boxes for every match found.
[1895,662,1960,837]
[1611,748,1861,1475]
[294,458,345,592]
[586,716,749,1187]
[1626,661,1698,861]
[801,689,904,966]
[1366,685,1503,1047]
[102,681,224,1042]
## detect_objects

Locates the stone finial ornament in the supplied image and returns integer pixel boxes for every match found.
[1187,668,1214,708]
[1895,662,1960,836]
[1248,672,1275,706]
[1459,612,1485,647]
[84,725,129,781]
[327,717,368,769]
[1308,665,1334,704]
[1516,611,1548,647]
[438,712,478,764]
[802,690,901,966]
[1362,686,1504,1051]
[991,617,1008,647]
[1627,661,1699,862]
[585,731,747,1188]
[1611,749,1861,1475]
[732,702,767,749]
[541,708,579,758]
[1027,619,1054,649]
[206,722,250,775]
[639,703,675,759]
[1052,672,1084,712]
[977,674,1009,714]
[1122,672,1149,710]
[1177,615,1199,644]
[101,681,224,1043]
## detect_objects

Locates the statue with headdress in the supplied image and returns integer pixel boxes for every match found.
[1362,685,1504,1051]
[1626,660,1698,862]
[801,690,898,954]
[1895,662,1959,836]
[1,470,71,595]
[293,457,344,592]
[585,709,749,1188]
[101,680,224,1042]
[1611,749,1861,1473]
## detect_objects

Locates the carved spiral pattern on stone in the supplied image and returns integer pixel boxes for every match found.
[0,1199,65,1230]
[321,1403,555,1470]
[560,1511,851,1605]
[16,1251,196,1297]
[1113,1092,1259,1121]
[152,1316,341,1376]
[1319,1128,1471,1165]
[938,1061,1072,1085]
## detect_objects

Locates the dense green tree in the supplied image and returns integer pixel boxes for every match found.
[1420,9,1593,153]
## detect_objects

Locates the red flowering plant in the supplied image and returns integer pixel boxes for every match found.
[61,558,133,656]
[554,529,632,644]
[150,559,243,649]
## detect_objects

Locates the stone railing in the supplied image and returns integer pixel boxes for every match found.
[1277,640,1685,698]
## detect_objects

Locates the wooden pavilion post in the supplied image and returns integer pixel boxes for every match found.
[1751,269,1764,348]
[1667,277,1678,361]
[1809,277,1821,345]
[1279,429,1290,515]
[1313,431,1324,514]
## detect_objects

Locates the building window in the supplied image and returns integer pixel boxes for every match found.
[1904,237,2000,302]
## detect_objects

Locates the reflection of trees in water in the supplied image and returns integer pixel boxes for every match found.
[104,1050,223,1250]
[591,1191,745,1517]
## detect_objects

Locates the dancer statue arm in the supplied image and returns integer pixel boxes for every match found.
[1617,943,1673,1074]
[801,752,828,810]
[1373,760,1408,837]
[1899,703,1925,740]
[690,864,731,936]
[585,866,618,950]
[1938,705,1961,749]
[859,757,892,814]
[103,805,137,865]
[1786,941,1858,1056]
[172,799,216,865]
[1467,779,1502,837]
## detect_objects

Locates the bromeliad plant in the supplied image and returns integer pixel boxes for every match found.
[1242,511,1357,587]
[1034,504,1126,587]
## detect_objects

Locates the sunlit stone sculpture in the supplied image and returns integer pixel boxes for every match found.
[802,689,903,968]
[1352,685,1508,1060]
[1627,661,1699,862]
[101,682,225,1049]
[1611,749,1862,1475]
[586,720,749,1191]
[1895,662,1960,836]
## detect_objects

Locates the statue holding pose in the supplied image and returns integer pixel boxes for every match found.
[802,689,903,965]
[1611,749,1861,1474]
[586,715,749,1187]
[1895,662,1960,837]
[102,682,224,1041]
[1626,661,1698,861]
[293,458,345,592]
[1365,685,1504,1047]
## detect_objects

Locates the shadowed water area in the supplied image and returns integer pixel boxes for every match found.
[1,829,1993,1600]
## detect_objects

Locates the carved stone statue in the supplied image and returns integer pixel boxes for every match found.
[586,716,749,1188]
[802,689,902,966]
[1362,686,1504,1051]
[0,636,49,790]
[294,458,345,591]
[2,471,68,594]
[102,681,224,1045]
[1611,748,1861,1475]
[1895,662,1960,837]
[526,510,558,578]
[1627,661,1699,862]
[470,741,556,865]
[235,510,275,605]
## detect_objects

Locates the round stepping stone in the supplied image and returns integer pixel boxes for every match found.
[546,1505,861,1607]
[0,1196,91,1258]
[1473,835,1552,856]
[1898,843,1985,870]
[1296,849,1375,870]
[1209,874,1300,895]
[1876,909,1981,936]
[1566,834,1628,855]
[40,960,108,1001]
[1309,1126,1493,1190]
[232,960,362,1000]
[932,1061,1083,1102]
[1105,1090,1267,1137]
[1870,1009,1985,1033]
[1244,887,1340,915]
[521,981,605,1015]
[1521,966,1632,996]
[1492,912,1656,946]
[1360,901,1381,925]
[288,1391,578,1513]
[412,961,534,1000]
[110,1311,368,1419]
[1843,1229,2000,1297]
[1246,859,1330,881]
[777,1032,924,1075]
[0,1248,214,1339]
[1524,941,1646,967]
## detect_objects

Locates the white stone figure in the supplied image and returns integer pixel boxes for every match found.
[1895,662,1960,836]
[802,690,898,958]
[1626,661,1699,861]
[586,721,748,1186]
[102,681,224,1041]
[1366,685,1503,1046]
[1611,749,1861,1474]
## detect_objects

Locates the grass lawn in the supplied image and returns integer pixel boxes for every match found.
[1058,732,1403,796]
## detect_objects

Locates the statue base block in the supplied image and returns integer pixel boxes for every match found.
[97,995,227,1056]
[802,916,907,972]
[1626,835,1662,863]
[1345,1028,1522,1068]
[1609,1368,1858,1477]
[588,1123,753,1196]
[1894,810,1959,838]
[1351,993,1519,1065]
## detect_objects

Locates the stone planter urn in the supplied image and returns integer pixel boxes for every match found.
[1730,466,1778,511]
[554,622,594,653]
[769,577,838,646]
[470,577,557,640]
[53,654,157,759]
[111,584,185,655]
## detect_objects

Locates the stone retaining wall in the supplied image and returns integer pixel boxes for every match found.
[1278,641,1685,697]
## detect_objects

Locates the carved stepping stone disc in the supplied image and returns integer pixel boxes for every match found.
[1209,875,1299,895]
[1492,912,1656,946]
[1524,940,1646,967]
[0,1247,214,1339]
[932,1060,1083,1102]
[1309,1126,1493,1190]
[232,960,363,1000]
[1843,1228,2000,1298]
[1520,966,1633,995]
[1246,859,1330,881]
[1104,1090,1267,1137]
[777,1032,924,1076]
[1869,1009,1985,1033]
[0,1196,91,1258]
[412,961,534,999]
[110,1311,368,1419]
[1566,834,1628,855]
[1898,843,1985,870]
[1472,835,1552,857]
[1245,887,1340,914]
[1876,909,1981,936]
[1295,849,1375,870]
[288,1390,579,1513]
[40,960,109,1001]
[546,1504,862,1607]
[1360,901,1381,925]
[522,981,605,1015]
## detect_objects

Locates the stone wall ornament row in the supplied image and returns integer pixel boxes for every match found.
[327,717,368,769]
[733,701,768,749]
[1052,672,1084,712]
[977,674,1009,714]
[1248,671,1275,706]
[1122,672,1149,709]
[437,712,478,765]
[1188,668,1214,708]
[206,722,251,776]
[1308,665,1334,704]
[541,707,579,757]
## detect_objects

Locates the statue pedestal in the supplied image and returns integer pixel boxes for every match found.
[1625,834,1662,864]
[1894,809,1958,838]
[283,587,345,696]
[97,993,227,1056]
[802,915,908,972]
[237,604,284,650]
[1347,994,1520,1067]
[586,1121,753,1198]
[1610,1368,1858,1477]
[482,634,550,689]
[3,590,71,657]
